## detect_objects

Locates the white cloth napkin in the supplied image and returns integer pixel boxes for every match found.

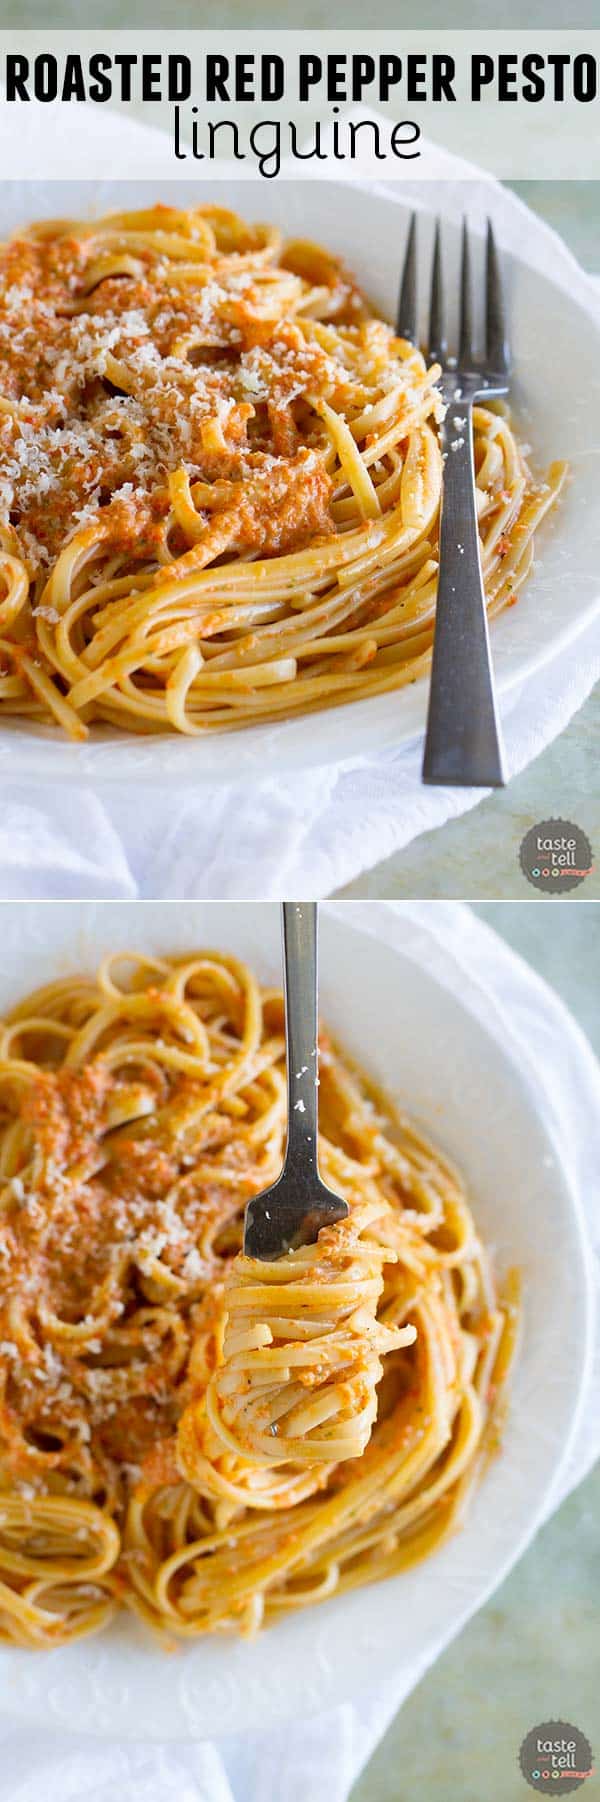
[1,899,599,1802]
[0,128,598,899]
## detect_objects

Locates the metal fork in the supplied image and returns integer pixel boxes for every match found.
[243,902,348,1260]
[397,215,510,787]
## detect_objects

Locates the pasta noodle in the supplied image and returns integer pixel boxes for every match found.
[0,948,517,1648]
[182,1194,416,1506]
[0,203,565,740]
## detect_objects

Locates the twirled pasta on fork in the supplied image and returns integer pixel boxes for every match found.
[178,1187,416,1507]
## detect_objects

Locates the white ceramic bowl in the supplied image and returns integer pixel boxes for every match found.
[0,177,598,786]
[0,901,593,1738]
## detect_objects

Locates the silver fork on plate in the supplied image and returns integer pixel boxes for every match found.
[397,214,510,788]
[243,902,348,1260]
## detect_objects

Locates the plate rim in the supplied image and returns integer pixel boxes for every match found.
[0,180,598,787]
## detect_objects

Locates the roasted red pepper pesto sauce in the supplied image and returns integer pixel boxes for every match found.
[0,1057,258,1503]
[0,212,367,575]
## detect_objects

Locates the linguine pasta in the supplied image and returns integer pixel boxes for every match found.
[183,1194,416,1505]
[0,948,516,1648]
[0,203,565,740]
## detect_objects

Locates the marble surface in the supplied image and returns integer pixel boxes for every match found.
[353,902,600,1802]
[5,0,600,25]
[339,685,600,900]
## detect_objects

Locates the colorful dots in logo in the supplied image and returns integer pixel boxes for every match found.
[519,819,593,894]
[520,1719,593,1791]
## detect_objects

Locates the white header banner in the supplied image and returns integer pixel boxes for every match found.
[0,30,597,180]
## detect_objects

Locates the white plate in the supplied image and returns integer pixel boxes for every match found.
[0,901,593,1738]
[0,177,598,786]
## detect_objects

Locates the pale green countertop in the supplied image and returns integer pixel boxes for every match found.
[4,0,600,26]
[353,902,600,1802]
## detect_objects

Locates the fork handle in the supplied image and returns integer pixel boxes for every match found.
[422,402,506,787]
[281,902,320,1176]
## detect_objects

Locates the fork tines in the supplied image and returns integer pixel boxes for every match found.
[485,219,510,377]
[397,212,510,380]
[395,211,417,343]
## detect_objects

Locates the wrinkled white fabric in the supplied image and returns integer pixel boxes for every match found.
[1,618,596,898]
[0,118,597,899]
[0,900,598,1802]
